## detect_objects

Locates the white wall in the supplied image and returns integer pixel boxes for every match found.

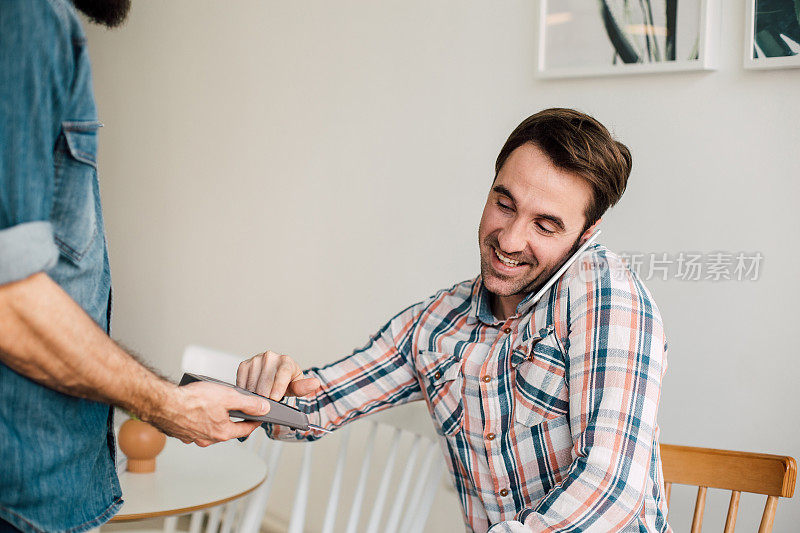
[86,1,800,531]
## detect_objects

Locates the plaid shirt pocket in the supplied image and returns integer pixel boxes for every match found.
[418,350,464,436]
[511,332,569,427]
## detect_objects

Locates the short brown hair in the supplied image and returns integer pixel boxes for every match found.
[495,108,632,228]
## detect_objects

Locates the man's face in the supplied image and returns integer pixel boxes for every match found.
[478,143,597,306]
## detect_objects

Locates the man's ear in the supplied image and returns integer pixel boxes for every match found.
[579,218,602,245]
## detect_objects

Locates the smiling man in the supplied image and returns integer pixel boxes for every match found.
[238,108,670,532]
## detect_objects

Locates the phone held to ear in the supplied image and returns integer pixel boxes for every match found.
[528,229,600,306]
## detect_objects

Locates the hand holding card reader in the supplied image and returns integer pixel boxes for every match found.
[179,372,330,433]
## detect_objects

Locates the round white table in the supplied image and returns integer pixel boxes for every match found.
[110,437,267,522]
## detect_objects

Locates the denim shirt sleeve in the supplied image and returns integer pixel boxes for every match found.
[0,0,71,285]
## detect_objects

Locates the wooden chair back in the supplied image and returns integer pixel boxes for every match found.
[660,444,796,533]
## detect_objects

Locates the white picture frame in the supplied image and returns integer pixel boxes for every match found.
[744,0,800,70]
[536,0,720,79]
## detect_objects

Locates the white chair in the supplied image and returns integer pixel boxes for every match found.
[284,419,444,533]
[180,344,242,382]
[180,345,445,533]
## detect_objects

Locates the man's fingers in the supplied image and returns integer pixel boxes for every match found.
[247,352,280,395]
[236,360,251,389]
[255,357,278,397]
[269,359,297,400]
[231,420,263,440]
[287,377,321,397]
[228,391,270,417]
[246,354,268,390]
[238,351,309,400]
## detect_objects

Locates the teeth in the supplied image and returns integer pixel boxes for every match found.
[494,248,522,267]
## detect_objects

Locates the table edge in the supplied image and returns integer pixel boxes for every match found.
[107,475,266,522]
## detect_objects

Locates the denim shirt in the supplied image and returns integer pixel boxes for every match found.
[0,1,122,531]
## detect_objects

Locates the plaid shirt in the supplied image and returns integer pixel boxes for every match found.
[266,244,670,532]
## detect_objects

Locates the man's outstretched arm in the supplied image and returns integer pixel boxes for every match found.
[237,301,428,440]
[0,272,270,446]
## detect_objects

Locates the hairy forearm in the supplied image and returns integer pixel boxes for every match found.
[0,272,173,420]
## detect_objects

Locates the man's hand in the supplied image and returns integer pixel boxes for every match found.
[237,350,320,400]
[144,381,270,447]
[0,274,268,448]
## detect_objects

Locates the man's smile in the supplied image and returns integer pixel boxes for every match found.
[492,246,529,272]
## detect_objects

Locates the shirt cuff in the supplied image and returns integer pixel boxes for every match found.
[0,221,59,285]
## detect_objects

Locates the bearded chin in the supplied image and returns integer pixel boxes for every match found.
[72,0,132,28]
[481,235,584,298]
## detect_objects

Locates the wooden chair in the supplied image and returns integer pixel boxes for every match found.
[660,444,796,533]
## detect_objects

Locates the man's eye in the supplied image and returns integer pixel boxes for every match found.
[536,223,556,235]
[496,200,513,211]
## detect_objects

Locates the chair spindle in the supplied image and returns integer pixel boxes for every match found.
[723,490,740,533]
[204,506,222,533]
[345,422,378,533]
[757,495,779,533]
[188,511,203,533]
[365,427,402,533]
[287,444,313,533]
[162,516,177,533]
[399,442,440,533]
[384,435,422,533]
[321,426,352,533]
[690,486,707,533]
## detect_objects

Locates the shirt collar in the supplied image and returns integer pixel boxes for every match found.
[515,289,541,317]
[473,277,500,325]
[468,276,548,326]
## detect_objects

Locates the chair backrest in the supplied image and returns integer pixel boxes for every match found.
[177,345,444,533]
[285,420,444,533]
[660,443,796,533]
[181,345,243,382]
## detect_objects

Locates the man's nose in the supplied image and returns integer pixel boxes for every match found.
[497,218,527,253]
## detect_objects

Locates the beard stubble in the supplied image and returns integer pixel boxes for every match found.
[480,234,583,298]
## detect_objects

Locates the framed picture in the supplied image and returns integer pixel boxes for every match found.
[536,0,720,79]
[744,0,800,69]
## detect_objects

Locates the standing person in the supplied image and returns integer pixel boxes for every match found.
[238,109,671,532]
[0,2,271,532]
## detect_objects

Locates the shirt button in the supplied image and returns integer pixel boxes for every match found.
[499,488,509,497]
[503,327,512,334]
[486,432,496,440]
[482,375,491,383]
[433,371,442,379]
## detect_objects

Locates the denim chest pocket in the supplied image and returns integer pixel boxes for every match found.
[418,350,463,436]
[511,330,569,427]
[52,121,102,264]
